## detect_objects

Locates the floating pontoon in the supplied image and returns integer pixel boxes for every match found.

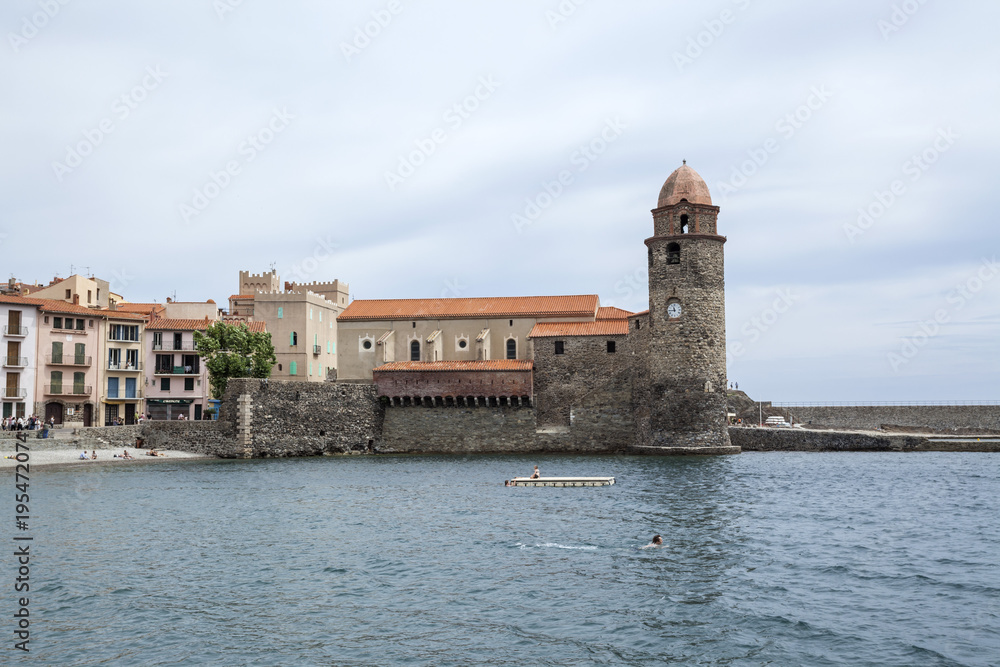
[509,476,615,487]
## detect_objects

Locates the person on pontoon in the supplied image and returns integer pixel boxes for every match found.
[530,466,540,479]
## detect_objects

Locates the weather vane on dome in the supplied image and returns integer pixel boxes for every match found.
[682,159,686,165]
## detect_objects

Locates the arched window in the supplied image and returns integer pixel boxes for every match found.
[506,338,517,359]
[667,242,681,265]
[410,340,420,361]
[679,214,689,234]
[290,331,297,346]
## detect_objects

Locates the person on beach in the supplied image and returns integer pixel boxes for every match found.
[91,450,97,460]
[641,535,663,549]
[122,449,133,459]
[79,451,88,460]
[530,466,540,479]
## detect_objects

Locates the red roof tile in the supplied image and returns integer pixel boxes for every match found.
[529,321,629,337]
[116,303,165,315]
[146,318,216,331]
[339,295,599,322]
[597,306,633,320]
[373,360,533,373]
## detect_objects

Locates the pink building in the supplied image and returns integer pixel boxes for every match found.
[144,319,266,420]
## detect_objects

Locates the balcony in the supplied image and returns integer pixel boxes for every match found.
[154,366,201,376]
[2,388,27,400]
[2,356,28,368]
[105,393,143,401]
[44,385,92,397]
[152,342,196,351]
[107,362,143,373]
[4,325,28,337]
[313,345,322,355]
[47,355,92,367]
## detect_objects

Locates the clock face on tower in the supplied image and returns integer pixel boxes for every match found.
[667,302,682,319]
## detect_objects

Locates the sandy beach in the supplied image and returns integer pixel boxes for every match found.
[0,447,214,469]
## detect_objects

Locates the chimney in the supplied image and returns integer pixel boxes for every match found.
[72,294,79,305]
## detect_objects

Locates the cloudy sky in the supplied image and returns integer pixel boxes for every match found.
[2,0,998,402]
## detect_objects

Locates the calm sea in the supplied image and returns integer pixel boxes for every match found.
[16,452,1000,665]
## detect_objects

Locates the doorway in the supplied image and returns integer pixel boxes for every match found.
[45,402,64,425]
[83,404,93,427]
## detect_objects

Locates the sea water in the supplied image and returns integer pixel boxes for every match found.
[19,452,1000,665]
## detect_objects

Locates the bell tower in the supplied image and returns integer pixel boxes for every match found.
[637,162,737,453]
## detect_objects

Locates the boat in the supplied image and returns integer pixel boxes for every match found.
[508,476,615,487]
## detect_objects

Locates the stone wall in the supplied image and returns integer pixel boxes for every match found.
[381,405,536,453]
[532,333,633,449]
[779,405,1000,434]
[729,427,928,452]
[224,378,382,457]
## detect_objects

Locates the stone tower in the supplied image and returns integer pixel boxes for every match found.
[636,163,737,454]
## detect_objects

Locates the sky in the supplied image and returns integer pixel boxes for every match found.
[2,0,998,403]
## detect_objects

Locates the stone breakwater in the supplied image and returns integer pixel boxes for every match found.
[10,380,998,458]
[729,427,1000,453]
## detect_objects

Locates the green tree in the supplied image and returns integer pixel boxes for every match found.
[194,321,277,399]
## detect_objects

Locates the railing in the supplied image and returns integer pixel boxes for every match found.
[2,356,28,367]
[154,366,201,375]
[44,385,92,396]
[313,345,322,355]
[773,401,1000,407]
[152,342,196,351]
[47,355,92,366]
[3,325,28,336]
[107,363,143,372]
[105,393,143,400]
[2,388,27,399]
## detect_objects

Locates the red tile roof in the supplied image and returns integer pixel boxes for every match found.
[597,306,633,320]
[0,294,147,320]
[146,318,216,331]
[373,360,533,373]
[116,303,165,315]
[146,318,266,332]
[339,295,599,322]
[529,321,629,337]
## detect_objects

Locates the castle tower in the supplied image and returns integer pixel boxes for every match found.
[638,162,737,453]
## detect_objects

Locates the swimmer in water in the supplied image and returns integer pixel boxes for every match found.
[641,535,663,549]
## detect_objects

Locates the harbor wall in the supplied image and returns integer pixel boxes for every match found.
[778,405,1000,434]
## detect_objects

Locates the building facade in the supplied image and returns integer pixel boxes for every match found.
[253,290,341,382]
[1,297,39,420]
[336,296,599,381]
[98,311,146,425]
[144,319,213,421]
[32,298,102,426]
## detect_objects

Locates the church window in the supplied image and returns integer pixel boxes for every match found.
[554,341,564,355]
[458,339,467,349]
[290,331,298,346]
[410,340,420,361]
[680,214,689,234]
[362,340,372,350]
[607,341,616,353]
[667,243,681,265]
[506,339,516,359]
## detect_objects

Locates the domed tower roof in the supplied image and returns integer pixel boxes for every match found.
[657,161,712,208]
